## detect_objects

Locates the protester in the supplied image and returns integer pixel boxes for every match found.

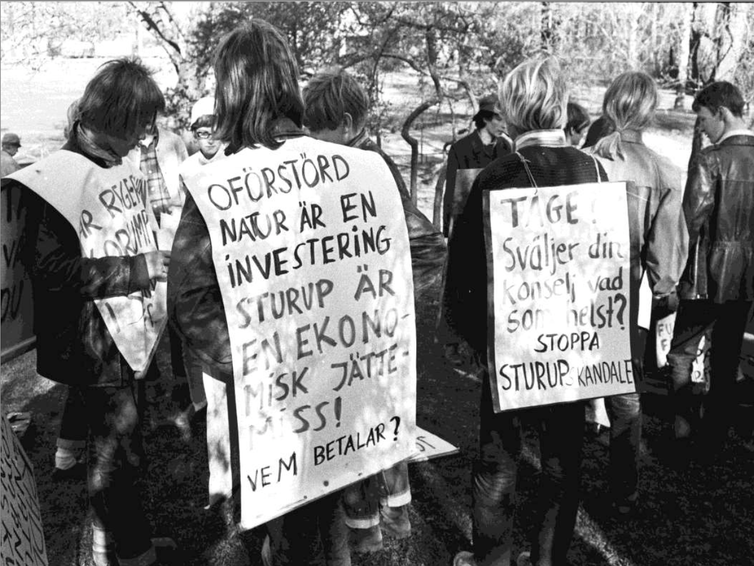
[168,20,419,566]
[439,94,512,365]
[180,96,228,175]
[586,71,689,513]
[1,132,22,176]
[564,101,591,147]
[447,57,607,566]
[3,58,176,566]
[302,67,446,553]
[665,81,754,461]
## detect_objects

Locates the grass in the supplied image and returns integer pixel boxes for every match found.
[3,285,754,566]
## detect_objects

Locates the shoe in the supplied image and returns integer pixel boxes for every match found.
[453,550,477,566]
[52,461,86,481]
[350,525,383,554]
[517,551,534,566]
[380,505,411,539]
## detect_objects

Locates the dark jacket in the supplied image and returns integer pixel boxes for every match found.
[444,141,606,356]
[442,130,511,236]
[6,134,151,387]
[678,134,754,302]
[350,130,447,299]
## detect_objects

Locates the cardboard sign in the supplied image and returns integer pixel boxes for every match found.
[183,137,417,530]
[1,184,36,362]
[655,312,710,389]
[406,428,459,464]
[6,152,166,372]
[484,182,634,412]
[1,416,48,566]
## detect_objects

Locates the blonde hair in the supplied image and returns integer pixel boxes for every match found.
[593,71,657,160]
[498,57,568,134]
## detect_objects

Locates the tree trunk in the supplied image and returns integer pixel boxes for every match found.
[674,4,693,109]
[401,99,439,204]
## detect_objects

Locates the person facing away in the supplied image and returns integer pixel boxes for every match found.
[302,67,446,554]
[564,101,591,147]
[585,71,689,514]
[170,20,410,566]
[447,57,607,566]
[3,57,176,566]
[665,80,754,462]
[1,132,22,177]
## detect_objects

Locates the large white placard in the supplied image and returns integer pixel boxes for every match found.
[1,416,48,566]
[485,182,635,411]
[183,137,417,530]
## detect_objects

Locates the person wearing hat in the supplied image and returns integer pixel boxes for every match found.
[1,132,22,177]
[439,94,512,365]
[179,96,228,179]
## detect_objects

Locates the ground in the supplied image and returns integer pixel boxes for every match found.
[2,58,754,566]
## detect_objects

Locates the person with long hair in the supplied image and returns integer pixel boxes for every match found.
[586,71,688,512]
[169,20,416,566]
[448,57,607,566]
[3,58,176,566]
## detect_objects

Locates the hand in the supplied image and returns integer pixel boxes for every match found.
[145,250,171,281]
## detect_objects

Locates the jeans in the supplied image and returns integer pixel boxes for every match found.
[85,381,154,563]
[471,371,584,566]
[266,491,351,566]
[57,385,88,453]
[604,393,641,500]
[667,299,752,442]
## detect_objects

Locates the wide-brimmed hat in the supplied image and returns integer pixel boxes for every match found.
[473,94,500,120]
[2,132,21,146]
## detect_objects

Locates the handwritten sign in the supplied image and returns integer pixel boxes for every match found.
[6,152,166,371]
[485,182,634,412]
[406,428,459,464]
[1,184,36,361]
[183,137,417,530]
[655,312,710,389]
[1,416,48,566]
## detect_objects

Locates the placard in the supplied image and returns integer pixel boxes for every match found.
[485,182,634,411]
[183,137,417,530]
[1,415,48,566]
[1,184,36,362]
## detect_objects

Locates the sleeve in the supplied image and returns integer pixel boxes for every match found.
[167,192,233,375]
[26,189,151,299]
[644,180,689,297]
[441,176,488,353]
[442,145,460,237]
[683,150,716,252]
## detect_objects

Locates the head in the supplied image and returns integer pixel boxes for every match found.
[76,58,165,157]
[692,81,745,144]
[593,71,657,159]
[473,94,506,138]
[303,68,369,145]
[190,96,222,159]
[213,20,304,150]
[2,133,21,156]
[498,57,568,139]
[564,101,591,147]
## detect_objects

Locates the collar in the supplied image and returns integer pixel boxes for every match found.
[513,129,568,151]
[619,129,643,144]
[347,129,369,148]
[140,127,160,151]
[717,129,754,145]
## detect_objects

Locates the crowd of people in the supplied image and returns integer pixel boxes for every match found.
[1,16,753,566]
